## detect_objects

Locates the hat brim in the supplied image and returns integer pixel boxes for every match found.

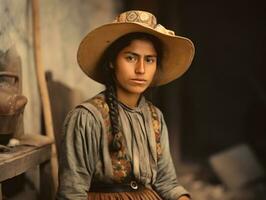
[77,22,195,86]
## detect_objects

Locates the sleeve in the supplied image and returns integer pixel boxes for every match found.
[153,110,190,200]
[56,107,101,200]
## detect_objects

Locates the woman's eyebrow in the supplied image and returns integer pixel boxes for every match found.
[146,55,157,57]
[123,51,157,57]
[123,51,138,55]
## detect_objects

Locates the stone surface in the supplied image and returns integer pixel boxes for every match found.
[209,144,265,189]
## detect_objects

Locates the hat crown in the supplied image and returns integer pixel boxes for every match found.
[115,10,157,29]
[114,10,175,36]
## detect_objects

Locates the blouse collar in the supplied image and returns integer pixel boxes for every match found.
[117,95,146,113]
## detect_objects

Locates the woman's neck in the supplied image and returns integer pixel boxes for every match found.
[116,90,140,108]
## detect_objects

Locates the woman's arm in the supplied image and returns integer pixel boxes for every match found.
[56,108,100,200]
[153,110,191,200]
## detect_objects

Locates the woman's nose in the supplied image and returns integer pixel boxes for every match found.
[135,60,145,74]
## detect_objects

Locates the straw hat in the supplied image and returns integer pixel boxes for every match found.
[77,10,195,86]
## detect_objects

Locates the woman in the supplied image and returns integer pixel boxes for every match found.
[56,10,194,200]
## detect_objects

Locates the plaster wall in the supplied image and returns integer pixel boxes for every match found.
[0,0,120,134]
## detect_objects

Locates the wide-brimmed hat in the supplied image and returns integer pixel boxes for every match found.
[77,10,195,86]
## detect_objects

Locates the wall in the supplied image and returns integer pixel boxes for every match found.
[0,0,120,135]
[177,0,266,165]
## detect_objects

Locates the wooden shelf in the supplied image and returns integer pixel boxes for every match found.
[0,144,52,200]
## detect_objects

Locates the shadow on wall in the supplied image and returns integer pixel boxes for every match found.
[46,71,84,154]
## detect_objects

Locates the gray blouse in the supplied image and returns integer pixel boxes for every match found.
[56,94,189,200]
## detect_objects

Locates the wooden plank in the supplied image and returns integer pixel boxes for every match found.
[0,183,2,200]
[24,166,40,198]
[0,145,51,182]
[40,160,53,200]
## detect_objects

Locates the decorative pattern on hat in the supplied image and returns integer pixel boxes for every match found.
[115,10,157,29]
[115,10,175,36]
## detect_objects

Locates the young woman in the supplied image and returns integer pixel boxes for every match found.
[56,10,195,200]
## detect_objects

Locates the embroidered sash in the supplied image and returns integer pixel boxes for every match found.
[87,95,161,182]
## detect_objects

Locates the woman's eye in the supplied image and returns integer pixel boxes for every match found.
[146,57,156,64]
[125,55,136,62]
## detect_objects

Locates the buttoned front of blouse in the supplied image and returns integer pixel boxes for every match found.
[56,93,189,200]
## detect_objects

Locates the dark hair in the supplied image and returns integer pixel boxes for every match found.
[100,32,163,152]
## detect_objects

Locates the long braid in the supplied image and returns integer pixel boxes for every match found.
[101,32,163,153]
[105,85,122,151]
[104,71,122,152]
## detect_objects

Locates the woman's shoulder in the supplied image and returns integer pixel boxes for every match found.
[68,92,111,123]
[65,92,106,123]
[144,99,163,117]
[78,92,108,116]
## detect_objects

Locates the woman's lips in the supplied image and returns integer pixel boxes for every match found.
[130,78,147,84]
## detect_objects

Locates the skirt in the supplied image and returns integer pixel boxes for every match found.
[87,187,162,200]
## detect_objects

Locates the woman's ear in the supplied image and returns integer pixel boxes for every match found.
[109,62,114,69]
[151,67,160,86]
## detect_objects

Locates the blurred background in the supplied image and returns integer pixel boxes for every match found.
[1,0,266,199]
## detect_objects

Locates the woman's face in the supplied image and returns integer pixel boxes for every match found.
[114,39,157,97]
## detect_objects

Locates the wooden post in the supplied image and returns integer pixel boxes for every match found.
[31,0,58,195]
